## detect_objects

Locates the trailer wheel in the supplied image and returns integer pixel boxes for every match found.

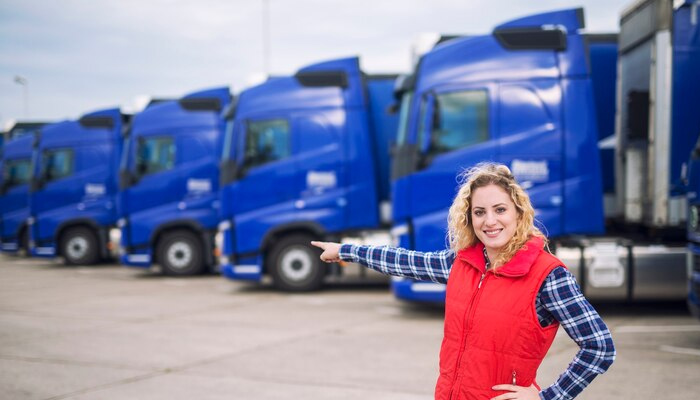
[61,227,99,265]
[157,230,205,276]
[268,235,325,291]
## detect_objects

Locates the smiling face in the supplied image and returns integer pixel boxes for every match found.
[470,184,519,262]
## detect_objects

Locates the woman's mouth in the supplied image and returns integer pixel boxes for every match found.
[483,229,503,238]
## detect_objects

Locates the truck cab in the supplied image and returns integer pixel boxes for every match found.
[217,57,398,291]
[390,8,609,301]
[118,87,230,275]
[0,122,47,255]
[390,5,692,303]
[28,109,127,264]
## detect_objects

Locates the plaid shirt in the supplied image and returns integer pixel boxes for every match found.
[339,244,615,400]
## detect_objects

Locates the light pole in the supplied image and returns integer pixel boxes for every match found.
[13,75,28,118]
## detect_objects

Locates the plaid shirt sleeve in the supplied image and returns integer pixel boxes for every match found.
[538,267,616,400]
[339,244,454,284]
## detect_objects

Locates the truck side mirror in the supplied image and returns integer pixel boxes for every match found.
[386,103,400,115]
[29,176,44,192]
[135,162,147,177]
[119,169,137,189]
[219,159,244,186]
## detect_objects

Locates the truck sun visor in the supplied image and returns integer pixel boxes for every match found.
[78,116,114,129]
[294,71,348,88]
[178,97,222,112]
[493,27,567,51]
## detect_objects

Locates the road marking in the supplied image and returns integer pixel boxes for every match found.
[615,325,700,333]
[659,345,700,357]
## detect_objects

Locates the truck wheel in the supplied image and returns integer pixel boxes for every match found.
[61,227,99,265]
[268,235,325,291]
[157,230,205,276]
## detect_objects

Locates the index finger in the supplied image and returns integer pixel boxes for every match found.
[310,241,326,249]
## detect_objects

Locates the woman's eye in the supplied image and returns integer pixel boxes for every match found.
[496,207,506,213]
[474,210,484,216]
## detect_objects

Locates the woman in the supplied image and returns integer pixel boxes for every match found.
[312,162,615,400]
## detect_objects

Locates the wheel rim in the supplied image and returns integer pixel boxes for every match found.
[166,241,193,269]
[280,247,313,282]
[66,236,89,260]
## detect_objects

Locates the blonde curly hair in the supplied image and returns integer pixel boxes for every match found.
[446,162,546,270]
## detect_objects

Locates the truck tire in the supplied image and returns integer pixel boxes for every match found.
[268,235,325,291]
[157,230,205,276]
[61,227,99,265]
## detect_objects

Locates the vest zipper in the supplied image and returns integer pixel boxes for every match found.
[450,271,488,393]
[512,370,517,385]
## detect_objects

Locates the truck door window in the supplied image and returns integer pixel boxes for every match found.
[3,158,31,189]
[136,137,175,176]
[429,90,489,155]
[42,149,74,183]
[244,119,290,167]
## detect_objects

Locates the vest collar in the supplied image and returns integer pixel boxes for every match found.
[457,236,545,277]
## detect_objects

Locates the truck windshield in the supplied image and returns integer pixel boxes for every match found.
[222,118,235,161]
[396,91,413,146]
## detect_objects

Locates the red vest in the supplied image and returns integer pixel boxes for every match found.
[434,236,563,400]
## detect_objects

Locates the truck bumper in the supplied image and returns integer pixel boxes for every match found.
[120,252,152,268]
[391,277,446,303]
[220,255,263,282]
[31,244,56,257]
[1,239,20,253]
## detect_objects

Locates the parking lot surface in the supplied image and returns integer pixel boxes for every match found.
[1,255,699,399]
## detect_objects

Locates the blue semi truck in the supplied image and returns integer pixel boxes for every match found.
[27,109,128,265]
[118,87,230,275]
[0,122,48,255]
[391,3,696,303]
[216,57,398,291]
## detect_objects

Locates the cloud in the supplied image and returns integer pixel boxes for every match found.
[0,0,630,125]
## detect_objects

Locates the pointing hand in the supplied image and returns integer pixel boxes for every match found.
[310,241,341,263]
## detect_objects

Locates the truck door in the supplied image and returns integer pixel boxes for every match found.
[294,110,344,231]
[230,115,296,254]
[32,147,78,241]
[497,81,564,237]
[409,84,497,251]
[124,134,179,246]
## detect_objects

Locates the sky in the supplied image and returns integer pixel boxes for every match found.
[0,0,632,129]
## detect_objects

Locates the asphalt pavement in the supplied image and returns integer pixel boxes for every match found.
[1,254,699,399]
